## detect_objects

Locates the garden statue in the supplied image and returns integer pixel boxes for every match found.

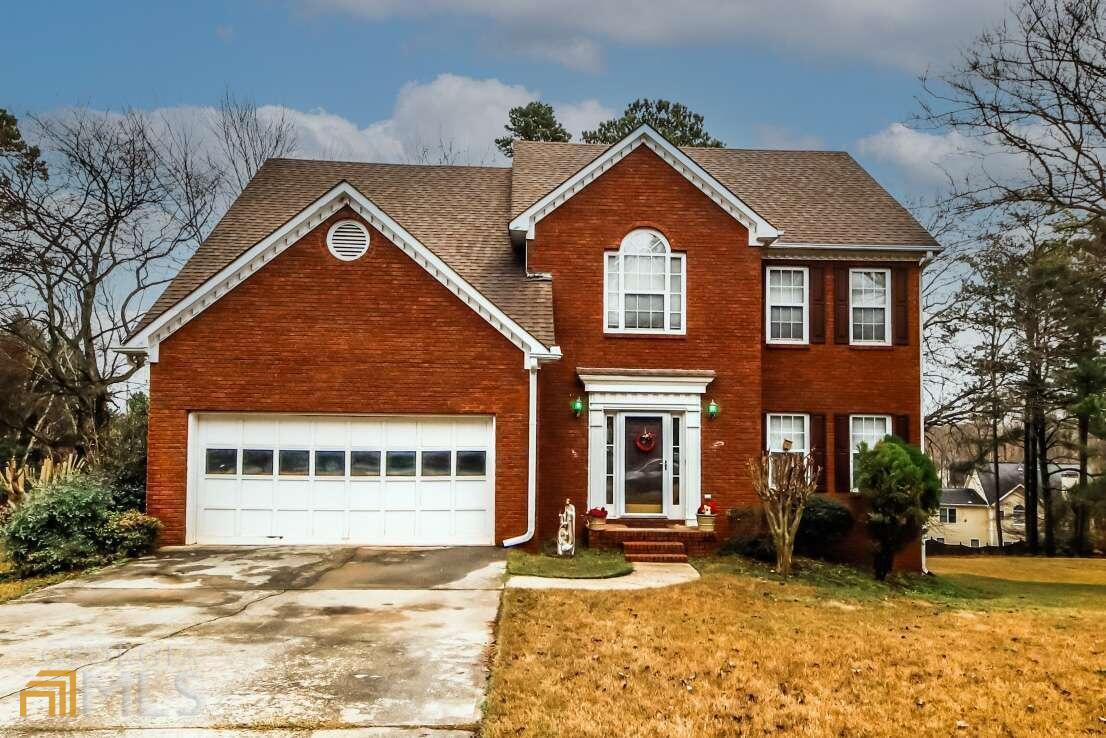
[557,498,576,556]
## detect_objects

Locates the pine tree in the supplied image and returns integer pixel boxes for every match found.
[494,102,570,158]
[582,99,724,147]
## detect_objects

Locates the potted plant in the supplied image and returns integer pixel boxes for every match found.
[586,506,609,529]
[697,494,719,532]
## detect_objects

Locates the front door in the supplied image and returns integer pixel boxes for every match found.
[622,414,669,515]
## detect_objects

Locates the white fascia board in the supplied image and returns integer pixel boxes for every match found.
[509,125,780,247]
[121,181,554,361]
[578,372,715,395]
[773,242,941,253]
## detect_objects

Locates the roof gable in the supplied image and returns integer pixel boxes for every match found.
[511,139,940,249]
[122,180,558,362]
[509,125,781,247]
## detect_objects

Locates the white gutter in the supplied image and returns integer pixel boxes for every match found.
[503,355,541,547]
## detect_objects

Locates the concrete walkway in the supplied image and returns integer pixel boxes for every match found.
[505,562,699,590]
[0,546,505,736]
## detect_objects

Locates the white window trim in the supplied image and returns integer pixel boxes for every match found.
[765,267,809,345]
[765,413,810,452]
[849,414,893,492]
[848,268,892,346]
[603,230,687,335]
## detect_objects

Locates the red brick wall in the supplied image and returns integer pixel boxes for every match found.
[528,146,764,544]
[762,262,922,570]
[147,207,531,545]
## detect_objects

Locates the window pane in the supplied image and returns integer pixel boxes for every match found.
[279,449,310,476]
[767,414,807,452]
[242,449,273,475]
[386,451,416,476]
[457,450,487,477]
[315,450,346,477]
[350,450,381,477]
[421,450,452,476]
[206,448,237,475]
[672,417,681,506]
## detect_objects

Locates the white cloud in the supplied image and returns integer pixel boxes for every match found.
[304,0,1010,72]
[150,74,612,166]
[856,122,1029,189]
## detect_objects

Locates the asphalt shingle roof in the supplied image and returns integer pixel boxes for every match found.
[940,488,989,507]
[137,139,938,347]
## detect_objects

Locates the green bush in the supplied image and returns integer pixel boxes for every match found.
[0,474,159,576]
[96,393,149,511]
[725,498,855,563]
[795,496,854,557]
[855,436,940,581]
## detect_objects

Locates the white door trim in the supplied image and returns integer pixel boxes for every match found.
[581,371,713,525]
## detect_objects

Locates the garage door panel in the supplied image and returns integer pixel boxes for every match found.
[384,510,416,540]
[312,481,347,509]
[201,477,238,507]
[384,481,416,510]
[349,482,383,510]
[192,414,494,545]
[200,508,236,538]
[455,482,490,510]
[240,480,273,509]
[349,510,384,539]
[419,481,452,510]
[239,509,272,538]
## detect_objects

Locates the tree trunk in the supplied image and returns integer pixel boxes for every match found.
[1073,412,1091,555]
[1036,412,1055,556]
[991,406,1004,548]
[1023,408,1039,552]
[873,546,894,581]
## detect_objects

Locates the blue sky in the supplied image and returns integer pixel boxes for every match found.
[4,1,1013,204]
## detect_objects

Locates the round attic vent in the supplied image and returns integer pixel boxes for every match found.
[326,220,370,261]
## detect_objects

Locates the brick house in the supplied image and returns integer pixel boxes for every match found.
[120,125,938,567]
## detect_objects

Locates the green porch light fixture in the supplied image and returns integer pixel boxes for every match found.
[706,399,720,420]
[571,396,585,417]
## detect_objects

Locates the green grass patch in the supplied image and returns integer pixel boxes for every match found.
[507,548,633,579]
[694,553,1106,611]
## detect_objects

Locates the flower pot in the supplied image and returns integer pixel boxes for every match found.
[696,513,716,532]
[588,516,607,530]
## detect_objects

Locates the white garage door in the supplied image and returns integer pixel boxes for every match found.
[190,414,495,545]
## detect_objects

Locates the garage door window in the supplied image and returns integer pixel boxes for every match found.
[350,450,381,476]
[206,448,237,475]
[279,450,310,476]
[314,450,346,477]
[456,450,487,477]
[242,449,274,476]
[386,451,416,476]
[421,450,452,476]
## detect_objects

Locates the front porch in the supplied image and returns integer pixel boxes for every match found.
[586,519,718,562]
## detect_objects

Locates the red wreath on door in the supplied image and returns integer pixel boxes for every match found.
[634,428,657,453]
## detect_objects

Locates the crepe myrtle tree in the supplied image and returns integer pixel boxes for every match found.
[854,436,941,581]
[746,441,822,577]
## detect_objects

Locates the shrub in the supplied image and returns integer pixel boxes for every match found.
[722,506,776,562]
[0,474,159,576]
[101,510,162,558]
[855,436,940,580]
[95,393,149,511]
[795,496,854,557]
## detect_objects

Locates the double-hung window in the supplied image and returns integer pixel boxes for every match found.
[849,414,891,490]
[605,229,685,333]
[849,269,890,344]
[766,267,808,343]
[766,413,809,482]
[939,507,957,524]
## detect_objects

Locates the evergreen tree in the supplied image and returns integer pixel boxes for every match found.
[494,101,571,158]
[582,99,724,147]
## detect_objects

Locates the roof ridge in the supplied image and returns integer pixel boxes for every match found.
[266,157,510,172]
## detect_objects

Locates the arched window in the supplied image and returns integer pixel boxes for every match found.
[1012,504,1026,526]
[604,229,686,333]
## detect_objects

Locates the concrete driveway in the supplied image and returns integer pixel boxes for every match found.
[0,546,506,737]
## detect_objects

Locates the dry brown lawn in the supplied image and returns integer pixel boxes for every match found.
[482,556,1106,738]
[929,555,1106,585]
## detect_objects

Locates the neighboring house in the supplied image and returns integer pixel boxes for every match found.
[119,125,937,562]
[928,462,1078,546]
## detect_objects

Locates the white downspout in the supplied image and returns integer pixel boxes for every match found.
[503,355,540,547]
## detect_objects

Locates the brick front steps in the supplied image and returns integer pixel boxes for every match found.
[587,521,718,562]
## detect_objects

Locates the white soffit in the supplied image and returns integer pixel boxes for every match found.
[509,124,781,247]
